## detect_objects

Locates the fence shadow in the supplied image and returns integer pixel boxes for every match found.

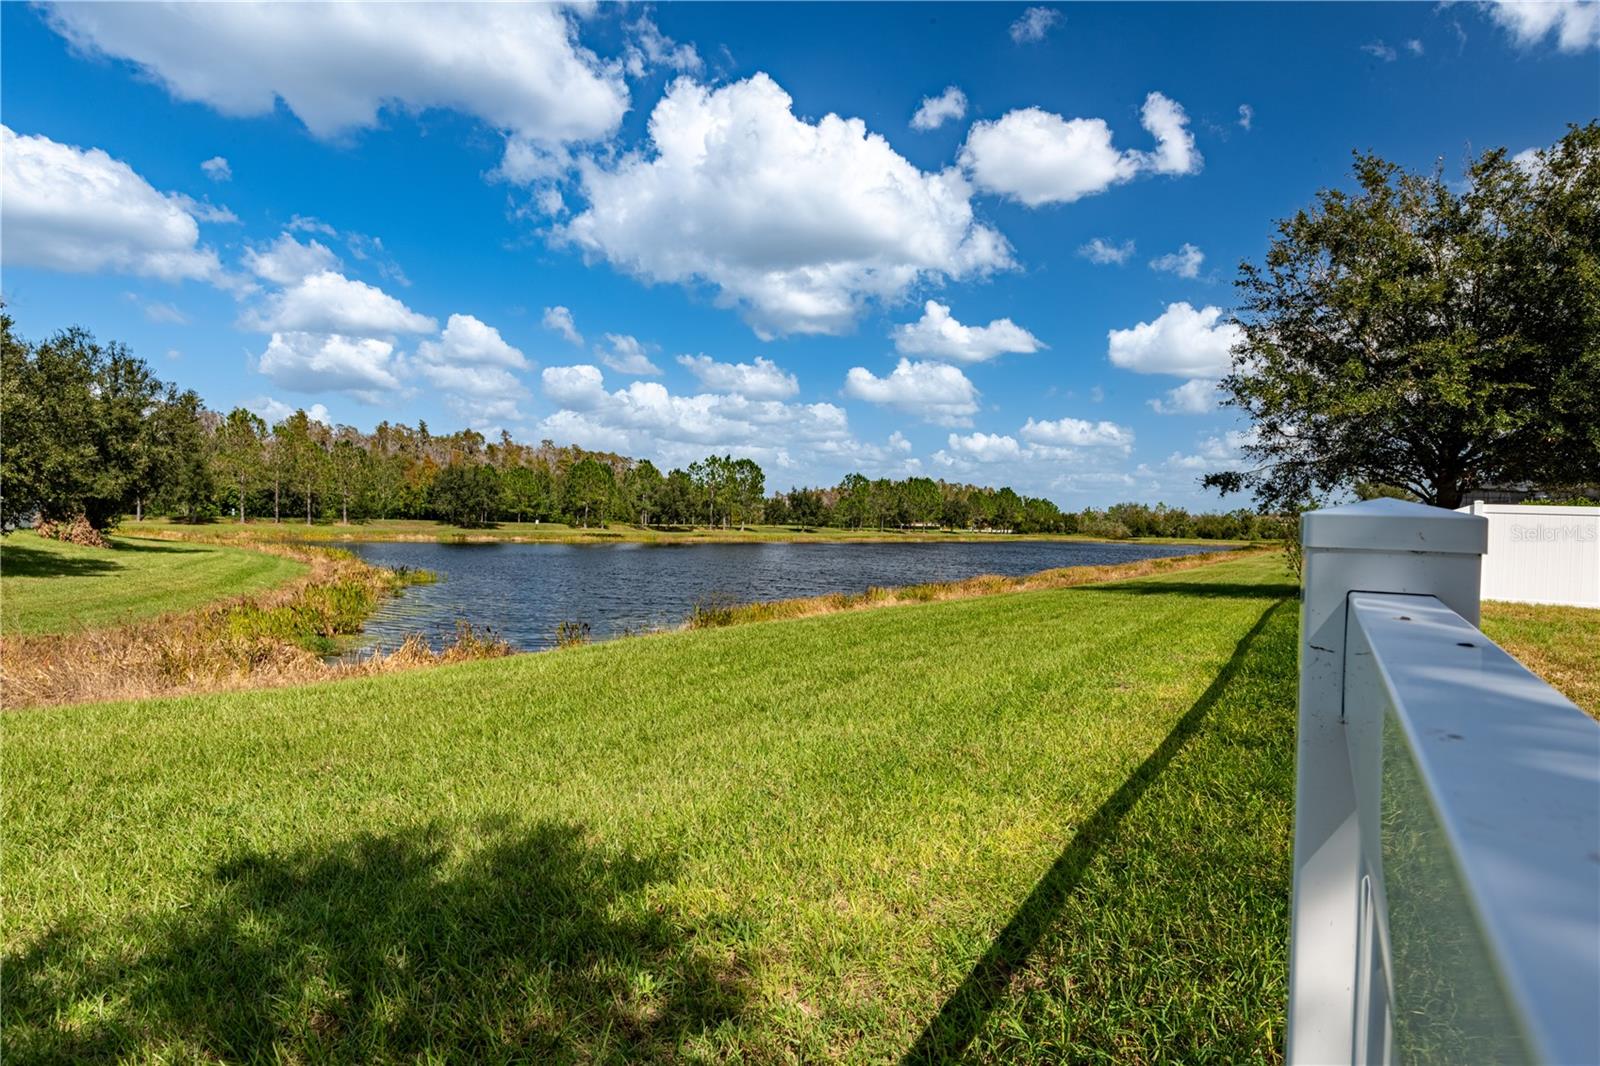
[4,818,747,1062]
[902,600,1287,1063]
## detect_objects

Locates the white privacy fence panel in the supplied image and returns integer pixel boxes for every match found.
[1457,502,1600,608]
[1290,499,1600,1066]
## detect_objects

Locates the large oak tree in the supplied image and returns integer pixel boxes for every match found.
[1206,123,1600,509]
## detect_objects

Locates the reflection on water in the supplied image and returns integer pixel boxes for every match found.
[336,538,1223,651]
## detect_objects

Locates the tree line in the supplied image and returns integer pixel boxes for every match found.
[1,312,1289,541]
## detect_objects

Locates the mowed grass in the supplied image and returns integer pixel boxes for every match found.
[1,532,307,636]
[3,554,1299,1062]
[1481,600,1600,718]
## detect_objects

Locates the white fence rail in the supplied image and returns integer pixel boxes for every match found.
[1289,499,1600,1065]
[1456,502,1600,609]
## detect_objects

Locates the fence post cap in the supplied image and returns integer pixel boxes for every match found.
[1300,497,1488,554]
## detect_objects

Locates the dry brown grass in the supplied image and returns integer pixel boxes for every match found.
[688,546,1277,629]
[1,542,508,710]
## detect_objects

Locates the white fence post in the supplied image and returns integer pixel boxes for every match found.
[1288,498,1487,1065]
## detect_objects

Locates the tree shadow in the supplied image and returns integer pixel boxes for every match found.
[1077,579,1301,600]
[0,541,123,577]
[902,601,1287,1064]
[107,538,207,555]
[4,819,748,1063]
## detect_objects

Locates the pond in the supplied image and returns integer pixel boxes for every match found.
[336,539,1224,652]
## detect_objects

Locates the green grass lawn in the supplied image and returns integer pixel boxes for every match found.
[1,532,307,636]
[3,552,1299,1062]
[121,515,1248,548]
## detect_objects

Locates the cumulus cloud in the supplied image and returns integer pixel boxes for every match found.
[944,431,1023,462]
[561,73,1012,337]
[911,86,968,131]
[538,363,853,471]
[42,2,629,155]
[1,124,225,284]
[243,232,341,286]
[676,354,798,399]
[891,300,1043,364]
[257,331,402,400]
[1237,104,1253,131]
[411,314,530,422]
[243,271,435,335]
[1010,6,1062,43]
[1107,302,1241,378]
[542,305,584,346]
[201,155,231,181]
[251,396,331,426]
[843,358,980,426]
[1078,237,1135,265]
[1148,377,1220,415]
[1362,40,1399,61]
[595,333,662,376]
[959,91,1200,207]
[1020,416,1134,451]
[1167,428,1258,472]
[1481,0,1600,51]
[1149,242,1204,279]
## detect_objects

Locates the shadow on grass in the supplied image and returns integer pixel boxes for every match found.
[903,600,1288,1064]
[0,542,123,577]
[4,818,747,1063]
[1080,579,1301,600]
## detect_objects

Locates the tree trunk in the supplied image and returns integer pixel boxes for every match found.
[135,496,142,521]
[341,495,349,525]
[306,490,312,525]
[274,479,281,523]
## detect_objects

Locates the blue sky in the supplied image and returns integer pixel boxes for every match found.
[2,2,1595,507]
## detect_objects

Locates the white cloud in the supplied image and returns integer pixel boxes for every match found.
[287,215,337,237]
[1148,377,1220,415]
[257,331,402,400]
[1238,104,1254,131]
[1010,6,1062,43]
[0,125,224,284]
[542,305,584,346]
[891,300,1044,364]
[676,354,799,399]
[959,91,1200,207]
[945,431,1023,462]
[538,363,853,470]
[244,270,435,335]
[1481,0,1600,52]
[911,86,968,131]
[1107,302,1242,378]
[413,314,531,414]
[200,155,231,181]
[1135,92,1200,176]
[1363,39,1399,61]
[243,232,341,286]
[1078,237,1135,265]
[142,301,188,325]
[43,3,629,150]
[1405,38,1425,55]
[843,358,980,426]
[1020,416,1134,450]
[1167,428,1258,472]
[251,396,331,426]
[416,313,528,371]
[1511,146,1546,176]
[1149,242,1204,279]
[623,14,703,78]
[561,73,1012,338]
[596,333,662,376]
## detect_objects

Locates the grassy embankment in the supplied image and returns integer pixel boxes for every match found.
[122,515,1250,548]
[7,552,1301,1061]
[1,532,306,636]
[0,532,487,709]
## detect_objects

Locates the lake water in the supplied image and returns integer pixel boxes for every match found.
[336,539,1222,651]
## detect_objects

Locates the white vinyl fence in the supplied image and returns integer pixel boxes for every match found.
[1455,502,1600,608]
[1289,498,1600,1065]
